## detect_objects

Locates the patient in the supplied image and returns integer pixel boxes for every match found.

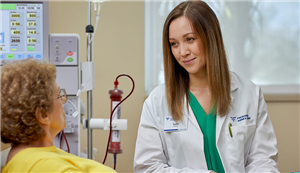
[1,59,115,173]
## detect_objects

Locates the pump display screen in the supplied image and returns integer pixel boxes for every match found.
[0,3,43,61]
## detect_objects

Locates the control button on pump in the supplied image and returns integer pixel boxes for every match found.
[16,54,23,59]
[67,51,73,56]
[55,45,59,49]
[7,54,14,59]
[35,54,43,59]
[0,54,5,59]
[55,51,61,56]
[26,54,33,59]
[67,57,73,62]
[55,57,59,61]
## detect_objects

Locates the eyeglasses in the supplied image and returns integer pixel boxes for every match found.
[57,89,68,104]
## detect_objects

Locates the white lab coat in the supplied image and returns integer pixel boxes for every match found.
[134,72,279,173]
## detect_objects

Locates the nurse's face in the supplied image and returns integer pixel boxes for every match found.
[169,16,206,75]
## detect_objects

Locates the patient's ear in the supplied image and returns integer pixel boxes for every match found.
[35,107,50,125]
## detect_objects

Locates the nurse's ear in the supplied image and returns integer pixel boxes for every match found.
[35,107,50,125]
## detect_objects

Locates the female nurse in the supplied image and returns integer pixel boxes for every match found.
[134,1,279,173]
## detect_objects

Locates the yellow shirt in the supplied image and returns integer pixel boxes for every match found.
[2,146,116,173]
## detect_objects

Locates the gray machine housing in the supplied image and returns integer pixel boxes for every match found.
[50,33,81,156]
[0,0,81,156]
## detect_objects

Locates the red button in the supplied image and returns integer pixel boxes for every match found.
[67,51,73,56]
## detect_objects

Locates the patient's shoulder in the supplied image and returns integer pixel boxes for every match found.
[5,145,31,164]
[30,158,81,172]
[3,146,80,172]
[6,145,58,164]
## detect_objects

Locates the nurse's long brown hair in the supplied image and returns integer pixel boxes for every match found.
[163,1,231,121]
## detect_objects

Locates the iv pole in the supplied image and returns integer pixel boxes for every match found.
[84,1,130,166]
[85,0,106,160]
[86,0,93,159]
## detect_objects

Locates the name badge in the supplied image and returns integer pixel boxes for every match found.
[164,116,188,132]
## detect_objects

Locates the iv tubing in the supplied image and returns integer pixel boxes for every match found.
[102,74,135,165]
[62,131,70,153]
[89,2,101,44]
[113,154,117,170]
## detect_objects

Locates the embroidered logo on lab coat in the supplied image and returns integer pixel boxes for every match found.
[237,115,251,122]
[230,116,236,122]
[166,117,173,121]
[164,116,187,131]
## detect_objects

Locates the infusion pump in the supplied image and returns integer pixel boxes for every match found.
[51,34,81,156]
[0,2,81,156]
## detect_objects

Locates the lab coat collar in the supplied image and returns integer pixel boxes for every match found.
[216,73,239,143]
[182,73,239,141]
[230,72,238,92]
[182,99,201,131]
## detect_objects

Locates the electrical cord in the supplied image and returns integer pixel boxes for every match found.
[102,74,135,168]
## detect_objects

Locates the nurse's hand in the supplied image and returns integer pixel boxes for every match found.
[210,171,216,173]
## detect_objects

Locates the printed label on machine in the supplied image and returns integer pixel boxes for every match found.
[112,101,121,142]
[112,101,121,119]
[112,131,120,142]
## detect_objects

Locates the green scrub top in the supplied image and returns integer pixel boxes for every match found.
[188,91,225,173]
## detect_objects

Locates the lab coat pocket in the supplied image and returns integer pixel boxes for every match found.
[227,125,256,165]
